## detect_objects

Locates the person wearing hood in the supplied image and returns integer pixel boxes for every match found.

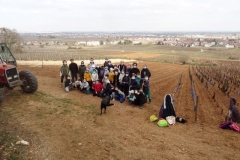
[91,69,99,82]
[141,64,151,79]
[129,62,140,78]
[69,59,78,83]
[134,90,147,109]
[118,60,127,73]
[90,64,98,75]
[104,66,109,77]
[159,94,176,119]
[78,61,86,81]
[60,60,70,87]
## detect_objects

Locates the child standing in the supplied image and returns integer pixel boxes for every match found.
[108,68,115,84]
[60,60,70,88]
[142,76,151,103]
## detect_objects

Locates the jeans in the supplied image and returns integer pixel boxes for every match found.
[115,94,125,103]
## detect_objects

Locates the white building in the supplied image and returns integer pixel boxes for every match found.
[225,44,234,48]
[86,41,100,46]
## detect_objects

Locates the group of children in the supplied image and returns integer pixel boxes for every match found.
[60,58,152,109]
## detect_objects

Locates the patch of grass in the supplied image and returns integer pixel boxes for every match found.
[8,153,22,160]
[36,113,44,118]
[61,109,71,115]
[84,104,98,116]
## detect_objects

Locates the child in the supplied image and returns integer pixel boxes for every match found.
[84,69,92,89]
[112,87,125,103]
[142,76,151,103]
[92,80,103,97]
[119,71,125,91]
[127,90,136,104]
[135,73,143,90]
[134,90,147,109]
[60,60,70,87]
[91,69,99,82]
[64,75,72,92]
[108,68,114,84]
[80,79,91,94]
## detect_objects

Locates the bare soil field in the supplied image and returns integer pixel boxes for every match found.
[0,62,240,160]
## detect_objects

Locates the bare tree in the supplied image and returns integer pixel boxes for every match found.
[0,27,22,53]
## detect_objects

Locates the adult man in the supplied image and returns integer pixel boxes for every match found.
[141,64,151,79]
[69,59,78,82]
[78,61,86,81]
[118,60,127,73]
[129,62,140,78]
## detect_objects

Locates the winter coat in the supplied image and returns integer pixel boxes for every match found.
[113,74,120,87]
[91,72,99,82]
[84,72,92,82]
[60,65,70,76]
[104,69,109,77]
[79,65,86,76]
[107,64,114,71]
[108,72,114,83]
[69,63,78,74]
[122,76,130,85]
[142,80,150,91]
[135,77,143,89]
[119,73,125,83]
[141,68,151,78]
[118,64,127,73]
[130,78,138,89]
[81,81,89,89]
[104,61,108,67]
[134,92,147,105]
[113,90,125,98]
[130,68,140,77]
[92,82,103,92]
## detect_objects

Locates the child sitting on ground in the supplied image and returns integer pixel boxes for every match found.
[127,90,136,104]
[80,78,91,94]
[64,75,72,92]
[92,80,103,97]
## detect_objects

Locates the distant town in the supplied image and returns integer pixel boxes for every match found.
[20,32,240,48]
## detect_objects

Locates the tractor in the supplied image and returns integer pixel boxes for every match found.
[0,43,38,104]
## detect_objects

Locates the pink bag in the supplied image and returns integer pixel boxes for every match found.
[230,123,240,132]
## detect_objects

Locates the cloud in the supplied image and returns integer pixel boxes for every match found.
[0,0,239,32]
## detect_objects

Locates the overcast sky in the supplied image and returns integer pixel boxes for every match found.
[0,0,239,32]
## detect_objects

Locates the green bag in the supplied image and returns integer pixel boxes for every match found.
[157,120,168,127]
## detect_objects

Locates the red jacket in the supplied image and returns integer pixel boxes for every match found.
[93,83,103,92]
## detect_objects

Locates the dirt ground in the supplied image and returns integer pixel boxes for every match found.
[0,62,240,160]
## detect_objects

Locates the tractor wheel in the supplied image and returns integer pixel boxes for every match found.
[19,70,38,93]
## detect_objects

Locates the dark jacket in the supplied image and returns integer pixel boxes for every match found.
[142,80,150,91]
[118,64,127,73]
[113,74,120,87]
[159,94,176,119]
[130,78,138,89]
[141,68,151,78]
[107,64,114,71]
[134,92,147,105]
[122,76,130,85]
[69,63,78,74]
[79,65,86,76]
[130,68,140,77]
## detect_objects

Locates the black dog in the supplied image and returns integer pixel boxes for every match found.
[100,95,114,115]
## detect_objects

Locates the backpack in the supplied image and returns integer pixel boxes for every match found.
[157,119,168,127]
[219,121,232,129]
[230,123,240,132]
